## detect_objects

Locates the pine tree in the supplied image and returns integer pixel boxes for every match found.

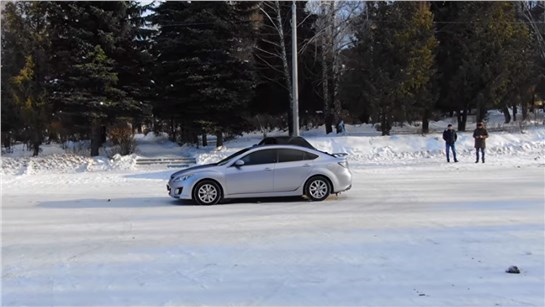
[439,2,534,129]
[10,56,50,156]
[431,1,463,119]
[395,2,437,133]
[343,2,437,135]
[2,2,51,155]
[111,1,155,131]
[47,2,147,156]
[150,1,256,146]
[1,2,26,149]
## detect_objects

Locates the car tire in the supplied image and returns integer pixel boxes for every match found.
[304,176,331,201]
[192,180,222,205]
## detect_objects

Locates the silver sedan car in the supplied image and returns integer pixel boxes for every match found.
[167,144,352,205]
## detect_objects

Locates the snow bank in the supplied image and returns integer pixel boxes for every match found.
[2,119,544,175]
[1,153,137,176]
[196,127,545,166]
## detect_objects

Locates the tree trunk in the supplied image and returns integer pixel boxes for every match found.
[522,101,528,120]
[421,109,430,134]
[202,134,208,147]
[512,104,517,122]
[322,39,332,134]
[181,123,194,144]
[215,131,224,148]
[329,1,342,123]
[193,132,199,147]
[169,118,176,142]
[273,1,293,135]
[457,109,467,131]
[478,108,486,123]
[31,130,41,157]
[502,105,511,124]
[381,110,391,136]
[90,122,101,157]
[3,133,12,150]
[321,2,332,134]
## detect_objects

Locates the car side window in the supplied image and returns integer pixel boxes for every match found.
[240,149,277,166]
[304,152,319,160]
[278,149,318,163]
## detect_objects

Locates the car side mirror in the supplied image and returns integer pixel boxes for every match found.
[234,160,245,167]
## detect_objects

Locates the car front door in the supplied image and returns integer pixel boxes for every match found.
[224,149,277,196]
[274,149,318,192]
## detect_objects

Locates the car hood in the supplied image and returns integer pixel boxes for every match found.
[170,163,217,179]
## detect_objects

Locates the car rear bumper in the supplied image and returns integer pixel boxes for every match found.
[337,184,351,193]
[333,168,352,193]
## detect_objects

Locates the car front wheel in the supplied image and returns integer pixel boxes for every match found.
[305,176,331,201]
[193,180,222,205]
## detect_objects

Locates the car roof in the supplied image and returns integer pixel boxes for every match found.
[253,144,315,151]
[248,144,330,158]
[258,136,316,149]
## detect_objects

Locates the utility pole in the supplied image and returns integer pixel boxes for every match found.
[291,0,300,136]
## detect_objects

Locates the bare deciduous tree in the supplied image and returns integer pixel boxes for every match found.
[306,1,363,133]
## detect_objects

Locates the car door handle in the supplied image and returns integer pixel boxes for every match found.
[264,167,273,171]
[303,164,311,167]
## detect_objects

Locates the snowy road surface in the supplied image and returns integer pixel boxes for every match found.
[2,163,544,306]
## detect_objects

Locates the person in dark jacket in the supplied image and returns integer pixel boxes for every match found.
[473,122,489,163]
[336,120,346,135]
[442,124,458,162]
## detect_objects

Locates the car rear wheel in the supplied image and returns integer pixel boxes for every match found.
[193,180,222,205]
[305,176,331,201]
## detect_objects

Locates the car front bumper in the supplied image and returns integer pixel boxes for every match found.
[167,180,192,200]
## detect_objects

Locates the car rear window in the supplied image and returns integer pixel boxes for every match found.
[278,149,318,162]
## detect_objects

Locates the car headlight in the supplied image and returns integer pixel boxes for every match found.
[173,174,194,182]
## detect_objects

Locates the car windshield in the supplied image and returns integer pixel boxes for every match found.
[216,147,252,166]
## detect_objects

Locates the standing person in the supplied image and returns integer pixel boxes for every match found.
[337,119,346,135]
[442,124,458,162]
[473,122,489,163]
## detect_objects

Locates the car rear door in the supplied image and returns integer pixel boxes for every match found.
[274,149,318,192]
[223,148,277,196]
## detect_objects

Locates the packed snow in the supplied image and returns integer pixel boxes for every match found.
[1,113,544,306]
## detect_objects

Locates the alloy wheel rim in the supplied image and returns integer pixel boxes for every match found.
[309,180,328,199]
[198,184,218,204]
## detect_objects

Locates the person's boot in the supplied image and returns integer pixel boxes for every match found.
[482,158,485,163]
[454,159,458,163]
[447,159,450,163]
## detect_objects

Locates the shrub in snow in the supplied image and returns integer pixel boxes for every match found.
[108,122,136,156]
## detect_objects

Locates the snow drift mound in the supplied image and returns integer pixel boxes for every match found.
[196,127,545,166]
[2,126,543,175]
[1,153,136,176]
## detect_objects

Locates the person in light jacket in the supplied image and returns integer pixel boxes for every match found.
[442,124,458,163]
[473,122,489,163]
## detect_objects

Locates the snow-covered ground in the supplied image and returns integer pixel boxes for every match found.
[1,113,544,306]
